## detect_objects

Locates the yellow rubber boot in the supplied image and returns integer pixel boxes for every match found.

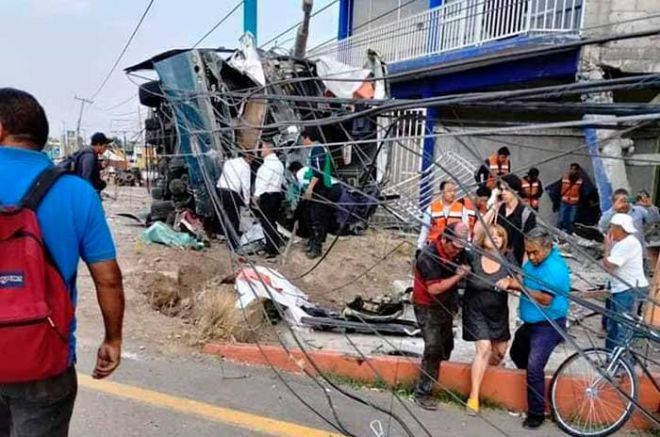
[466,398,479,416]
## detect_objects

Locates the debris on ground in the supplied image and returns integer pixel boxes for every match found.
[235,265,313,326]
[140,222,205,250]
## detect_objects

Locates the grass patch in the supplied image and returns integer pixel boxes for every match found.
[323,373,503,410]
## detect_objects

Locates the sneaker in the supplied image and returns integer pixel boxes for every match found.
[306,246,322,259]
[466,397,479,416]
[414,396,438,411]
[522,413,544,429]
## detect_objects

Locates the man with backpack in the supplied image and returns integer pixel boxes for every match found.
[59,132,111,193]
[0,88,124,436]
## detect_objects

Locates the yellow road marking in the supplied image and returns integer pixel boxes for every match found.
[78,374,342,437]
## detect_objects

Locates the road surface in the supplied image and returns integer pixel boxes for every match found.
[68,341,566,437]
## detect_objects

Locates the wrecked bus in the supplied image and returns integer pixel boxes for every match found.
[125,36,389,240]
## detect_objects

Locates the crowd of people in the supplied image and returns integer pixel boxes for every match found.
[1,86,658,435]
[215,128,346,261]
[412,148,658,430]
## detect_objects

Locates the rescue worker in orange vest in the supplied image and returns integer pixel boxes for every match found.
[556,163,583,233]
[475,147,511,190]
[520,167,543,211]
[417,180,477,252]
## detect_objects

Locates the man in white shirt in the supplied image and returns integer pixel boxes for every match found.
[216,153,252,251]
[253,135,284,258]
[602,213,649,351]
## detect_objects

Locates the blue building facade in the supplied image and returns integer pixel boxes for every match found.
[326,0,585,207]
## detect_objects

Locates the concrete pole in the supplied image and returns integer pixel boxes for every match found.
[74,96,93,149]
[578,49,631,212]
[244,0,257,43]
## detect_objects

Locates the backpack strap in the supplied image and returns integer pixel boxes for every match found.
[20,167,69,211]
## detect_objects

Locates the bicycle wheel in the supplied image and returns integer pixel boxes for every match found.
[550,348,638,437]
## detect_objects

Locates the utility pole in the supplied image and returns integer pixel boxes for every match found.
[74,96,93,149]
[294,0,313,58]
[244,0,257,42]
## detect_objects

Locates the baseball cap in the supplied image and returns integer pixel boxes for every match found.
[91,132,112,145]
[609,213,637,234]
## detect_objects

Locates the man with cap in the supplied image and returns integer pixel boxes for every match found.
[412,222,471,410]
[59,132,111,193]
[253,131,284,259]
[602,213,650,351]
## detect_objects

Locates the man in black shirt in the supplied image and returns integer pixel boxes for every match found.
[59,132,110,193]
[412,222,471,410]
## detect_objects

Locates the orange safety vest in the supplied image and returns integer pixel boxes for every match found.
[521,177,541,209]
[560,176,582,205]
[427,197,476,243]
[485,154,510,189]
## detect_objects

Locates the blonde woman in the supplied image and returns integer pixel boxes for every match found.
[463,224,513,415]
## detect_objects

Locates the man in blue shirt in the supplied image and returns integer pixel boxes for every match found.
[0,88,125,436]
[497,227,570,430]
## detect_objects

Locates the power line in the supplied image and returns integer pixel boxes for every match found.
[90,0,156,100]
[103,93,138,112]
[192,1,243,49]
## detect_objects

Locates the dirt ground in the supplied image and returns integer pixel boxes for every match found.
[74,186,415,358]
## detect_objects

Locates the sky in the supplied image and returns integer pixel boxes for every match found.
[0,0,339,141]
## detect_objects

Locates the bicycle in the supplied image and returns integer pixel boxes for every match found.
[549,313,660,436]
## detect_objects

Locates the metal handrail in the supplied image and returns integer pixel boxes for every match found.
[311,0,583,68]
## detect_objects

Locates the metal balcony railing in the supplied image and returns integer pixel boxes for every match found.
[310,0,583,68]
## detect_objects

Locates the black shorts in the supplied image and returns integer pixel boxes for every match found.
[462,291,510,342]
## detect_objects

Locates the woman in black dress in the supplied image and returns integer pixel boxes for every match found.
[463,224,512,415]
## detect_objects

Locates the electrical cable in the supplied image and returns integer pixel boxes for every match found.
[194,138,421,437]
[192,1,243,49]
[178,101,592,432]
[139,66,660,430]
[90,0,156,100]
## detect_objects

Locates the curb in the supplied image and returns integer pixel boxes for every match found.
[204,343,660,430]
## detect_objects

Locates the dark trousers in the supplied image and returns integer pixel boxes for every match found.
[510,319,565,416]
[218,188,244,250]
[309,184,341,248]
[256,192,283,255]
[414,305,455,398]
[557,203,578,233]
[0,366,77,437]
[601,295,612,330]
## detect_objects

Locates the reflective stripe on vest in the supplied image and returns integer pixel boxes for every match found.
[486,154,510,189]
[427,198,476,242]
[561,177,582,205]
[521,178,540,208]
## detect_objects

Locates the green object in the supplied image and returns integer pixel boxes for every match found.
[305,147,333,189]
[140,222,205,250]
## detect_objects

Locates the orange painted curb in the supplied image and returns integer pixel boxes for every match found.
[204,343,660,430]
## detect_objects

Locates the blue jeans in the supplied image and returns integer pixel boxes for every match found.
[510,319,566,416]
[606,289,645,351]
[557,203,578,233]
